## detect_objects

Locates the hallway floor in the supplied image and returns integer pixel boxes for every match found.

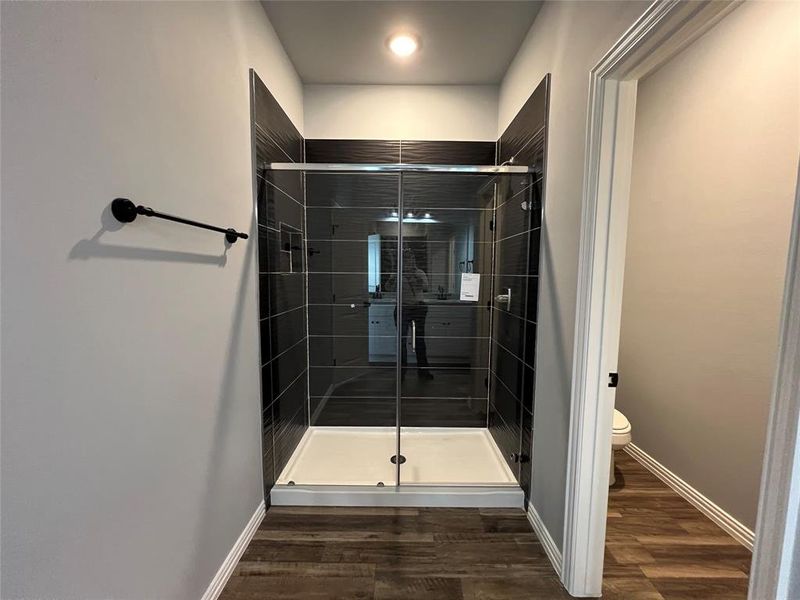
[219,506,569,599]
[220,452,751,599]
[604,451,751,599]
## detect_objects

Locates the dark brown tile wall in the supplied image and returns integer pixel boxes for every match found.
[304,140,496,165]
[491,74,550,501]
[254,116,545,496]
[305,139,400,163]
[400,140,496,164]
[251,71,308,503]
[302,140,496,428]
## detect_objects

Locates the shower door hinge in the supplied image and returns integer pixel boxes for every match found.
[608,372,619,388]
[489,219,495,231]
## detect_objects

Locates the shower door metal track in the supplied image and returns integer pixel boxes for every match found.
[264,163,535,174]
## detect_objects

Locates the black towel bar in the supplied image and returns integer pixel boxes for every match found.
[110,198,248,244]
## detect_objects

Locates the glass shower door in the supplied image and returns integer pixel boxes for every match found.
[303,171,401,486]
[272,164,532,489]
[396,173,494,485]
[397,172,532,486]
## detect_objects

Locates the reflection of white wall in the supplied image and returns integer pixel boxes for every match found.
[430,241,449,286]
[0,2,302,598]
[616,0,799,530]
[304,84,498,140]
[368,234,382,292]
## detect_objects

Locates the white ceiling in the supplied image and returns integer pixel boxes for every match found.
[261,1,542,85]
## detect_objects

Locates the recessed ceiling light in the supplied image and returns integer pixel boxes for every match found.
[388,33,419,58]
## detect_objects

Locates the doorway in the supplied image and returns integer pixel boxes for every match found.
[563,0,800,597]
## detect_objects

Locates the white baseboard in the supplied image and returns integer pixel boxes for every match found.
[624,443,754,549]
[526,501,563,577]
[201,500,266,600]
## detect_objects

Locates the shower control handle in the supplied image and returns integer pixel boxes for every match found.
[411,320,416,351]
[495,288,512,310]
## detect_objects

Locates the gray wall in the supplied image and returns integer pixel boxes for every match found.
[303,85,499,140]
[497,0,650,550]
[616,0,799,530]
[0,2,302,598]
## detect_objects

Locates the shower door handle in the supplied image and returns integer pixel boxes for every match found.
[411,320,416,351]
[495,288,512,310]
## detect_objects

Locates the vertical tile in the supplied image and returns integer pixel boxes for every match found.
[259,318,271,368]
[268,272,304,316]
[258,172,304,232]
[488,400,521,477]
[252,69,308,501]
[497,75,549,165]
[262,403,275,495]
[270,340,307,399]
[520,407,533,501]
[490,74,550,488]
[269,307,307,358]
[273,375,308,477]
[252,71,303,162]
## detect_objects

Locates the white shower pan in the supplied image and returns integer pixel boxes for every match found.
[270,427,524,508]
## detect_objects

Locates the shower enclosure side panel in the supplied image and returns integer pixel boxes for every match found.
[491,74,550,496]
[251,70,309,502]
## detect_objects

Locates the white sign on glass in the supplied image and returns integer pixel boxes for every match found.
[460,273,480,302]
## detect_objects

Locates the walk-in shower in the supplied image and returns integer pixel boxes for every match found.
[259,162,537,506]
[249,68,549,508]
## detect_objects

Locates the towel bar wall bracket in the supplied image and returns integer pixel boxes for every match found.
[110,198,248,244]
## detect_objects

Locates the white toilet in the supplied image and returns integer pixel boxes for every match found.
[610,409,632,486]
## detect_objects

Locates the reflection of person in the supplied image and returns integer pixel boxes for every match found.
[388,248,433,380]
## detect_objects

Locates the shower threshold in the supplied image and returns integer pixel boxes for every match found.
[271,427,524,508]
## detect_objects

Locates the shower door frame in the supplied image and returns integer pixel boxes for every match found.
[267,162,533,507]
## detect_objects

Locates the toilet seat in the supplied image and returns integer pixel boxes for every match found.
[612,409,631,435]
[612,409,631,450]
[610,409,632,484]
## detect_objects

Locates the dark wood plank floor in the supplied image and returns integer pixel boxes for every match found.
[220,451,751,599]
[220,506,569,599]
[604,451,751,599]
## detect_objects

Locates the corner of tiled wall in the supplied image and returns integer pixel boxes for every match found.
[491,74,550,502]
[251,71,309,503]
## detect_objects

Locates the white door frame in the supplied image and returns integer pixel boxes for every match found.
[561,0,800,596]
[748,162,800,599]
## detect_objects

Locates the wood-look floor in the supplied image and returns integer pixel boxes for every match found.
[220,451,751,599]
[604,451,751,599]
[220,505,567,599]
